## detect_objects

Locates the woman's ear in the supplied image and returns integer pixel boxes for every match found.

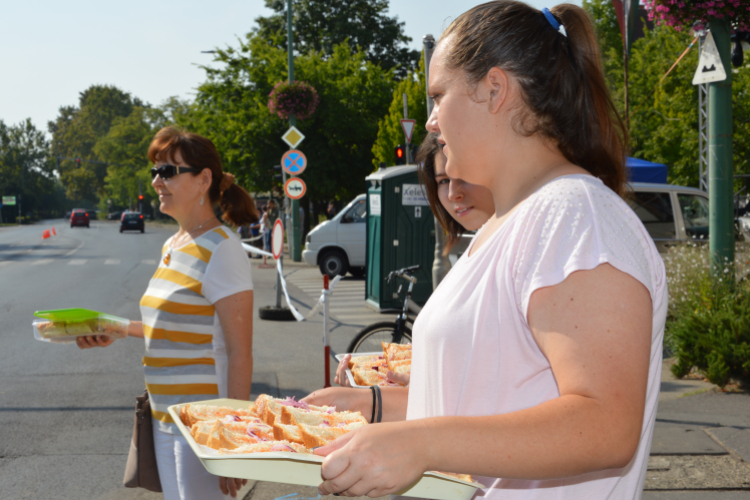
[486,67,509,114]
[201,168,213,192]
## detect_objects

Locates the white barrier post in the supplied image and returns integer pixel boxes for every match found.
[323,274,331,388]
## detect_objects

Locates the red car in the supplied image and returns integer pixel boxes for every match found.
[70,209,90,228]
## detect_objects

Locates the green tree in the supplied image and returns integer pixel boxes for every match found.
[48,85,143,202]
[584,0,750,188]
[0,119,64,221]
[193,35,394,229]
[255,0,419,78]
[372,55,427,169]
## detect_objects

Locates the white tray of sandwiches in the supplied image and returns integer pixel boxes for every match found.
[169,394,480,500]
[336,342,412,388]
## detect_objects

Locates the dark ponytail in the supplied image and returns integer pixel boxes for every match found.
[218,183,260,227]
[440,1,628,197]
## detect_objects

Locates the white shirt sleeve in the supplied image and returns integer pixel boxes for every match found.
[202,235,254,304]
[513,177,662,319]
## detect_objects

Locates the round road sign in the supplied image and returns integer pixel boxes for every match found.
[284,177,307,200]
[271,219,284,260]
[281,150,307,176]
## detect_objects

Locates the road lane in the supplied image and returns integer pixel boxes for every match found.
[0,220,373,500]
[0,220,172,500]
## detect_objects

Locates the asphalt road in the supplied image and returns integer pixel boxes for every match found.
[0,219,377,500]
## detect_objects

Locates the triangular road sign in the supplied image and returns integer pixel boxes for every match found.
[693,32,727,85]
[400,119,416,143]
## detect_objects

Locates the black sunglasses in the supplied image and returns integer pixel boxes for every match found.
[150,164,202,180]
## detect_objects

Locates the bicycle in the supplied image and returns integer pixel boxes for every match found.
[346,265,422,353]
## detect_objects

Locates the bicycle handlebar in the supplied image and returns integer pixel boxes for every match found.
[386,264,421,283]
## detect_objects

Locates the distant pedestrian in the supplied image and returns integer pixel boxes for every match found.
[261,199,279,267]
[326,201,337,220]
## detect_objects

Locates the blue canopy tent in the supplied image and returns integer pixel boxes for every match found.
[626,157,668,184]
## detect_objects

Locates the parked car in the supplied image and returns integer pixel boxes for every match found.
[107,211,122,220]
[70,209,90,228]
[626,182,710,252]
[120,212,145,233]
[303,194,366,277]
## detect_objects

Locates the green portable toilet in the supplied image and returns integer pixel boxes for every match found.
[365,165,435,310]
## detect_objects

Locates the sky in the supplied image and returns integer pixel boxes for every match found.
[0,0,581,135]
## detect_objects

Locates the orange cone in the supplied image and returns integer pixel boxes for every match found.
[52,227,56,236]
[42,230,51,239]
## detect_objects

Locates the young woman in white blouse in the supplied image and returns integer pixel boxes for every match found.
[304,2,667,499]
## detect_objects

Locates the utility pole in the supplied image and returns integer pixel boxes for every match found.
[424,34,451,290]
[287,0,302,262]
[403,93,411,164]
[707,19,734,278]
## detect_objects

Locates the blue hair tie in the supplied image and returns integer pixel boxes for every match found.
[543,8,567,37]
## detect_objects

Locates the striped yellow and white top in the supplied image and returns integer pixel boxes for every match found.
[140,225,253,434]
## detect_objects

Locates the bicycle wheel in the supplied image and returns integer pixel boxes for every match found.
[347,321,412,354]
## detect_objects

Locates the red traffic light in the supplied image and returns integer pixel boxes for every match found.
[138,195,144,200]
[394,145,406,165]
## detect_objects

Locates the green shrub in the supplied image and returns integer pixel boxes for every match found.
[664,242,750,387]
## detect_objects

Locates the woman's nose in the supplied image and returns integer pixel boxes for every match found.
[151,175,162,189]
[448,179,464,201]
[426,106,439,134]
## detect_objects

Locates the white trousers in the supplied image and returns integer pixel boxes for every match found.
[153,426,229,500]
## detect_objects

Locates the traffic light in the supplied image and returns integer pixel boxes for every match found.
[273,165,282,181]
[395,145,406,165]
[138,194,144,201]
[76,158,81,166]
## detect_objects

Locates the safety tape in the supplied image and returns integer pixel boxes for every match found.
[240,234,264,242]
[241,242,342,322]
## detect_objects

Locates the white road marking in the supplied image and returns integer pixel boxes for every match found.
[33,259,55,266]
[64,241,85,257]
[104,259,121,265]
[0,261,11,267]
[68,259,87,265]
[142,259,157,265]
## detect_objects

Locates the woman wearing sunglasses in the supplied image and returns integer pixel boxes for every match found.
[77,127,259,500]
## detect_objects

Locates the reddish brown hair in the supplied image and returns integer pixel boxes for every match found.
[440,1,628,197]
[416,133,465,254]
[148,127,259,226]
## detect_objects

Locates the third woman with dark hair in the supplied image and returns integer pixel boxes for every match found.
[304,2,667,499]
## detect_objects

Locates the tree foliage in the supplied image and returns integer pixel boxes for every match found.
[255,0,419,79]
[372,56,428,169]
[49,85,144,202]
[192,35,394,207]
[0,119,64,221]
[584,0,750,187]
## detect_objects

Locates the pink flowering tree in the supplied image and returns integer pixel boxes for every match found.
[267,81,320,121]
[644,0,750,32]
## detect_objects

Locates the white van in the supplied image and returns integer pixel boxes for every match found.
[303,194,367,277]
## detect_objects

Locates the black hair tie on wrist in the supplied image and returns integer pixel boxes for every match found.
[374,385,383,423]
[370,386,376,423]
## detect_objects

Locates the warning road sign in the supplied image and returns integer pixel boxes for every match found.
[400,119,416,143]
[281,150,307,176]
[693,32,727,85]
[284,177,307,200]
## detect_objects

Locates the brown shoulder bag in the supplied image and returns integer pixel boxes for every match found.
[123,390,162,492]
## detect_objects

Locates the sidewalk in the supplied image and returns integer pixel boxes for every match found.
[643,360,750,498]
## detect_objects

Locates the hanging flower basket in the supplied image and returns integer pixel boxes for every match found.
[267,81,320,121]
[644,0,750,32]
